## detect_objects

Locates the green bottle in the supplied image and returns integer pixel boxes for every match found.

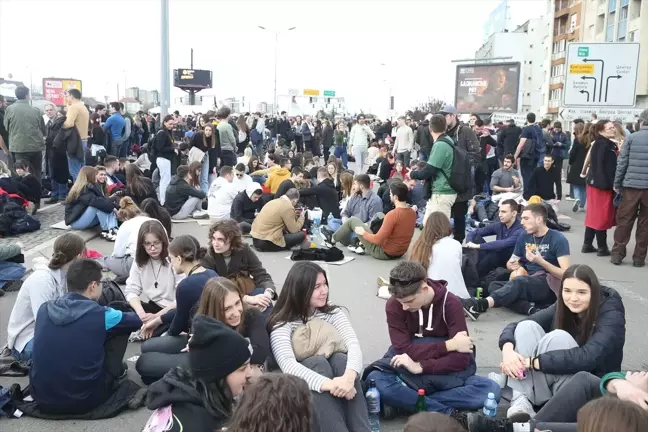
[415,389,426,412]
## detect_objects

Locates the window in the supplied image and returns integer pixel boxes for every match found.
[609,0,617,12]
[606,23,615,41]
[621,5,629,19]
[529,61,533,64]
[570,13,578,32]
[596,14,605,33]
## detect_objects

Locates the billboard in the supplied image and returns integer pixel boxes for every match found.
[42,78,82,106]
[173,69,212,89]
[455,62,520,113]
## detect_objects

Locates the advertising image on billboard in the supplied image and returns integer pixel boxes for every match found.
[42,78,82,106]
[173,69,212,89]
[455,62,520,113]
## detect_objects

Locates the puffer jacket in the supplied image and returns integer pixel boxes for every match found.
[614,126,648,190]
[499,286,625,378]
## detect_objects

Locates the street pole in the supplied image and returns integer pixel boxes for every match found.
[160,0,170,118]
[273,32,278,115]
[188,48,196,106]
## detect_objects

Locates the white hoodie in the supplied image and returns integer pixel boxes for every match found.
[207,176,240,220]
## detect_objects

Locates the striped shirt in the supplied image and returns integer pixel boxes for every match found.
[270,309,363,392]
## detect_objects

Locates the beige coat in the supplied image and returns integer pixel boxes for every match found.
[251,196,304,247]
[292,319,347,361]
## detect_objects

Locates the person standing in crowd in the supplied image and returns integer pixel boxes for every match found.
[301,116,314,156]
[313,119,323,157]
[495,264,625,421]
[293,116,304,152]
[63,89,89,180]
[415,114,434,162]
[334,121,349,169]
[321,119,334,162]
[349,114,375,172]
[3,86,44,180]
[118,103,132,158]
[499,119,522,162]
[251,188,306,251]
[153,114,176,205]
[216,107,237,167]
[103,102,126,157]
[269,261,371,432]
[514,113,544,187]
[582,120,618,257]
[612,109,648,267]
[191,123,218,193]
[548,121,570,201]
[42,103,56,177]
[276,111,292,145]
[0,95,10,168]
[236,115,250,154]
[393,116,415,166]
[567,122,588,213]
[473,119,498,194]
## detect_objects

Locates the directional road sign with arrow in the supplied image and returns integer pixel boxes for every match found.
[563,43,639,107]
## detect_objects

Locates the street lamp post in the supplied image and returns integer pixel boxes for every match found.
[258,25,296,115]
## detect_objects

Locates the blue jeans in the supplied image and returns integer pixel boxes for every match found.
[51,180,68,200]
[70,206,118,231]
[200,156,210,193]
[366,338,500,415]
[68,139,87,181]
[0,261,25,291]
[419,151,429,162]
[573,185,586,208]
[252,175,267,185]
[12,338,33,362]
[334,145,348,169]
[327,218,356,240]
[119,137,130,158]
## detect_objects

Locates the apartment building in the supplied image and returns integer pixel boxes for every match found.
[581,0,648,107]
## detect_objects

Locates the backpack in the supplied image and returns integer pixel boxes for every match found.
[520,126,537,160]
[437,137,473,195]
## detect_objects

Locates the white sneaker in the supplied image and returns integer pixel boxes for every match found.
[377,285,391,300]
[488,372,507,389]
[352,245,365,255]
[507,393,536,421]
[192,210,209,219]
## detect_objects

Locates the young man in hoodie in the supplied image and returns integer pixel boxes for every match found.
[164,164,208,220]
[363,261,500,427]
[30,259,144,415]
[231,182,264,234]
[265,157,292,194]
[274,166,305,199]
[207,165,239,221]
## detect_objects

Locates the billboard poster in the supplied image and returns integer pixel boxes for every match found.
[173,69,212,89]
[42,78,82,106]
[455,62,520,113]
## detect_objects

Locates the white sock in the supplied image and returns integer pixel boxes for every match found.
[512,390,525,401]
[512,424,532,432]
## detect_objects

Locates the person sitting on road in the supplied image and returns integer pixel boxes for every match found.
[461,203,570,319]
[231,182,264,235]
[405,412,467,432]
[364,261,500,428]
[268,261,372,432]
[465,199,524,282]
[232,162,252,191]
[140,197,172,238]
[491,264,626,422]
[490,154,522,200]
[524,155,556,201]
[249,153,278,185]
[274,166,305,199]
[12,160,41,211]
[97,197,153,283]
[265,157,292,194]
[103,156,125,194]
[144,316,254,432]
[298,167,342,221]
[4,233,85,361]
[29,259,145,416]
[164,164,208,220]
[123,163,157,206]
[408,211,470,299]
[124,220,181,335]
[251,188,306,252]
[323,182,416,258]
[0,242,25,296]
[207,165,239,221]
[64,166,119,241]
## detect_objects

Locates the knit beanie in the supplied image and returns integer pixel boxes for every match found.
[189,315,252,381]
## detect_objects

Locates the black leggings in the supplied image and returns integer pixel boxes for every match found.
[135,335,190,385]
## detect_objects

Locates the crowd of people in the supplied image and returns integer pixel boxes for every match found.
[0,83,647,432]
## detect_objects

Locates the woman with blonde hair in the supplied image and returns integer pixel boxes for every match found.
[64,166,118,241]
[409,211,469,299]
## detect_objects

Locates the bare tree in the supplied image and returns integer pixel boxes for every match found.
[406,98,446,122]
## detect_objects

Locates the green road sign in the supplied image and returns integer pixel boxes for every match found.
[323,90,336,97]
[578,47,589,57]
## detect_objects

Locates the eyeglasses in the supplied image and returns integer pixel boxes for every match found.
[144,241,162,249]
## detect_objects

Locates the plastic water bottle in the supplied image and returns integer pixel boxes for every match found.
[483,392,498,418]
[365,379,381,432]
[312,216,322,247]
[327,213,333,224]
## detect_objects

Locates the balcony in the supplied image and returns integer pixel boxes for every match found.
[555,0,568,12]
[552,51,566,60]
[550,76,564,85]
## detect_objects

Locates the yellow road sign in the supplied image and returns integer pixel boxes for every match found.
[569,64,595,74]
[303,89,320,96]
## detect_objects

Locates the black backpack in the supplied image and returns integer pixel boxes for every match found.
[520,126,537,160]
[437,137,473,195]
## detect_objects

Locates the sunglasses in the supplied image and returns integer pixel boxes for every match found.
[236,173,244,178]
[389,276,424,287]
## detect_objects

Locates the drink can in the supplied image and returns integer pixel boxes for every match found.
[476,287,483,299]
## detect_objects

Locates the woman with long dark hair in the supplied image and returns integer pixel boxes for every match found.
[190,123,218,193]
[567,122,588,213]
[236,115,250,155]
[497,264,625,420]
[153,114,176,205]
[123,164,157,206]
[268,261,370,432]
[140,197,172,238]
[581,120,618,256]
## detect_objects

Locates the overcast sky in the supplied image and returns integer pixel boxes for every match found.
[0,0,546,114]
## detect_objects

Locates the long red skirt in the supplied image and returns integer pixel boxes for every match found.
[585,185,616,230]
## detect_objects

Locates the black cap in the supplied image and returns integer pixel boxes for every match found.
[189,315,252,381]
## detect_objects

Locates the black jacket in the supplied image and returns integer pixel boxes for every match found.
[299,178,341,220]
[146,370,229,432]
[277,119,292,139]
[231,190,263,223]
[322,125,334,148]
[587,136,617,191]
[0,176,40,204]
[446,123,481,202]
[500,125,522,156]
[64,184,115,226]
[415,120,433,154]
[499,286,625,378]
[201,244,276,292]
[125,177,158,207]
[275,179,297,199]
[567,138,588,186]
[164,175,206,216]
[376,157,394,182]
[45,117,70,184]
[524,167,556,200]
[153,129,175,160]
[53,118,84,161]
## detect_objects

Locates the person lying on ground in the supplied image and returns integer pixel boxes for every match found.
[164,164,207,220]
[251,188,306,252]
[124,220,181,334]
[364,261,499,429]
[268,261,372,432]
[230,182,264,235]
[207,165,239,221]
[4,233,85,361]
[29,259,143,415]
[298,167,342,220]
[274,166,305,199]
[461,203,570,319]
[143,316,254,432]
[465,199,524,281]
[64,166,119,241]
[323,181,416,259]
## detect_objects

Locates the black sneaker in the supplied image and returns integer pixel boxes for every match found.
[321,226,335,246]
[597,247,611,257]
[461,298,487,321]
[4,279,23,292]
[633,260,645,268]
[467,412,514,432]
[119,361,129,380]
[581,244,596,253]
[450,410,469,430]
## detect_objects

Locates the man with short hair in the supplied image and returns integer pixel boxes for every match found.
[363,261,499,426]
[524,155,556,201]
[466,199,524,279]
[3,86,45,180]
[207,165,238,221]
[232,162,252,191]
[325,182,416,258]
[231,182,264,234]
[266,157,292,194]
[251,188,306,251]
[393,116,414,166]
[415,113,434,162]
[94,104,107,123]
[275,166,305,199]
[299,167,342,221]
[548,121,569,200]
[29,259,143,415]
[103,156,124,194]
[349,114,376,172]
[490,154,522,198]
[165,165,208,220]
[216,106,238,167]
[499,119,522,161]
[514,112,544,187]
[119,102,132,158]
[103,102,125,157]
[461,203,570,319]
[341,173,383,223]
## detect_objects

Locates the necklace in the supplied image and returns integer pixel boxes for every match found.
[532,231,548,254]
[151,259,163,289]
